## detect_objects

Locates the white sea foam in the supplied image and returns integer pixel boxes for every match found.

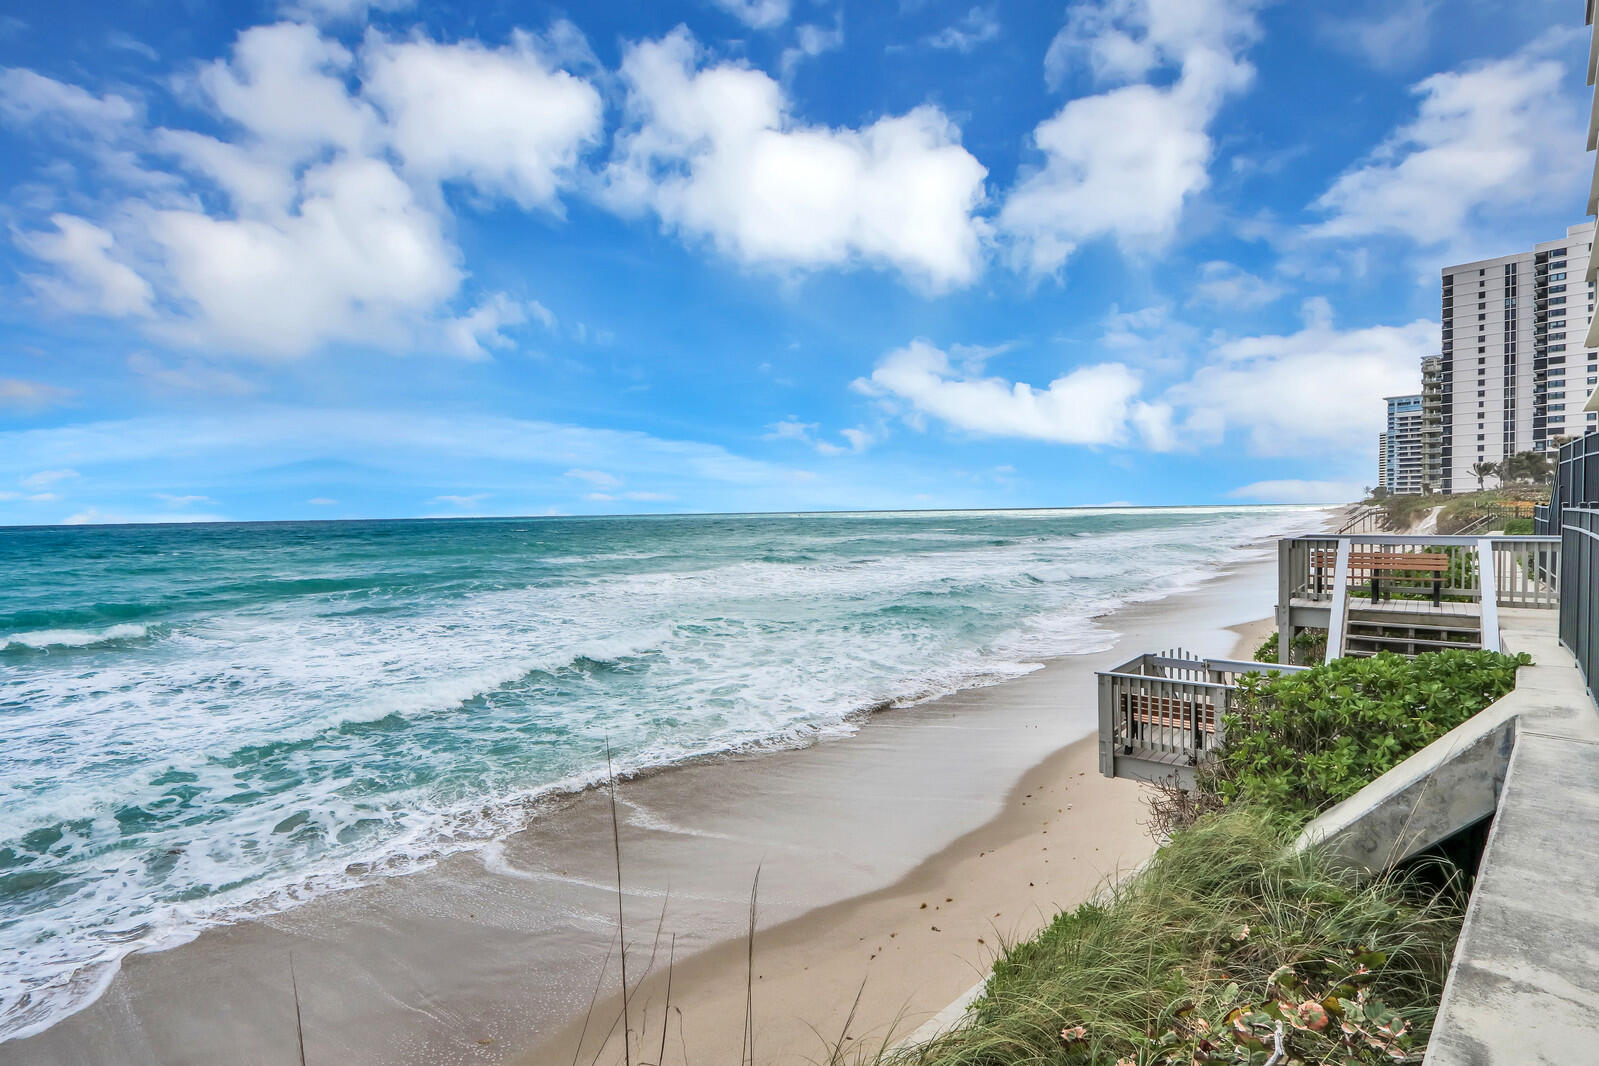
[1,623,149,650]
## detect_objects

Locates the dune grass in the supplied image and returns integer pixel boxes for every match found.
[883,807,1463,1065]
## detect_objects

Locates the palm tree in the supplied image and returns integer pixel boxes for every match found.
[1498,450,1552,485]
[1471,460,1498,490]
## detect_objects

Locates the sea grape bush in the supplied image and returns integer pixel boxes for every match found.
[1253,629,1327,666]
[1211,650,1529,820]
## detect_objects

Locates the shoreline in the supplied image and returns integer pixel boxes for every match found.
[538,604,1278,1066]
[6,537,1293,1066]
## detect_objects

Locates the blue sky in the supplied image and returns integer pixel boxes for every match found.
[0,0,1591,523]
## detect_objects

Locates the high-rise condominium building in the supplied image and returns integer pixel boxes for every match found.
[1420,356,1444,491]
[1382,394,1425,494]
[1436,222,1599,493]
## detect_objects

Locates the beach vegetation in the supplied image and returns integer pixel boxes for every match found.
[1364,486,1547,535]
[1206,650,1527,822]
[1251,628,1326,666]
[886,807,1462,1066]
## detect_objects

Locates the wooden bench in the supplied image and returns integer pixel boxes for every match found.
[1311,549,1451,606]
[1120,692,1219,757]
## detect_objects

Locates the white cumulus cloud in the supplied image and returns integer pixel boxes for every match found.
[1188,260,1283,310]
[708,0,790,30]
[857,340,1174,449]
[6,20,599,360]
[1310,43,1583,248]
[0,67,139,131]
[926,7,1001,53]
[15,214,154,316]
[601,28,988,290]
[362,29,604,210]
[1002,0,1264,276]
[1165,298,1435,456]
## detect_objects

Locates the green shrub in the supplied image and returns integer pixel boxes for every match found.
[1501,517,1535,535]
[1253,629,1326,665]
[1211,650,1528,820]
[895,808,1462,1066]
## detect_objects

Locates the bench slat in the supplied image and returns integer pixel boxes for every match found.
[1310,551,1450,571]
[1121,693,1219,733]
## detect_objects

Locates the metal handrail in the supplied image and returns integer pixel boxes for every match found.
[1097,671,1237,690]
[1284,534,1559,547]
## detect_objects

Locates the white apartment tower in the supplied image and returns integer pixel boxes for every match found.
[1437,222,1599,493]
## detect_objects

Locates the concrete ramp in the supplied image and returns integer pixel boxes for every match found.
[1426,731,1599,1063]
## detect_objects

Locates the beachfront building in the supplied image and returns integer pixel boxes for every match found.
[1381,394,1425,495]
[1437,223,1599,493]
[1421,356,1444,492]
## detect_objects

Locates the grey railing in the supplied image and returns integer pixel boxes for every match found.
[1097,649,1310,781]
[1335,506,1386,535]
[1280,535,1560,609]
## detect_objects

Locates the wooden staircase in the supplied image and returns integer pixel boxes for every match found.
[1342,606,1483,658]
[1322,538,1501,659]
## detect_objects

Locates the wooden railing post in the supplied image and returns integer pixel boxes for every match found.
[1276,539,1295,665]
[1097,672,1115,777]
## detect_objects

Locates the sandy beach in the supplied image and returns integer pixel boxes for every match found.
[6,548,1283,1066]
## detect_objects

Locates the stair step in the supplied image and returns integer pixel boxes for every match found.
[1346,612,1481,630]
[1346,625,1479,640]
[1346,635,1481,651]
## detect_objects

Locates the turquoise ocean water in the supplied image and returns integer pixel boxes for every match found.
[0,506,1317,1040]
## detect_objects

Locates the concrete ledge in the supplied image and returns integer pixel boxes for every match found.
[891,979,987,1051]
[1294,701,1517,871]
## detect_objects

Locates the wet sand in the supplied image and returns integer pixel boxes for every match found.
[6,551,1284,1066]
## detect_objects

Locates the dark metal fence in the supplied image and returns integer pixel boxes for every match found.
[1561,506,1599,699]
[1544,433,1599,536]
[1553,434,1599,696]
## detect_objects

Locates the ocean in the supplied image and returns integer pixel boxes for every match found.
[0,506,1318,1041]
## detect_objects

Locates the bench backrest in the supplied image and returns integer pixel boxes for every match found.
[1309,550,1450,572]
[1120,692,1218,732]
